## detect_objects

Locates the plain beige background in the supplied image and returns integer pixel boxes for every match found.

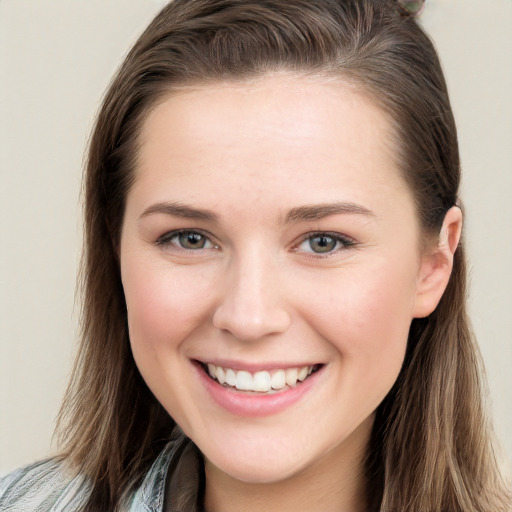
[1,0,511,474]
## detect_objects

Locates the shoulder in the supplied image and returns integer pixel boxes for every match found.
[126,430,204,512]
[0,457,90,512]
[0,431,200,512]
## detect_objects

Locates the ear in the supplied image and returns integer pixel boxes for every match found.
[412,206,463,318]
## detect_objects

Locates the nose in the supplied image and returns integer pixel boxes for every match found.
[212,250,292,341]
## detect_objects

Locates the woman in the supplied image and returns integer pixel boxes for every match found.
[1,0,510,510]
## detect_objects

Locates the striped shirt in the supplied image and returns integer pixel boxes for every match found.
[0,431,203,511]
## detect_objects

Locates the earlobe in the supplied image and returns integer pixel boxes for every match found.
[412,206,463,318]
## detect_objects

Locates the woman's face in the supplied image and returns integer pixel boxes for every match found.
[120,76,428,483]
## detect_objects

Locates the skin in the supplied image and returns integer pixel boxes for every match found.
[119,75,462,512]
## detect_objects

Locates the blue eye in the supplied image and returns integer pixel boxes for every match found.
[157,230,215,251]
[297,233,354,255]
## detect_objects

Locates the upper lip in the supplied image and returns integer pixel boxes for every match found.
[194,358,323,372]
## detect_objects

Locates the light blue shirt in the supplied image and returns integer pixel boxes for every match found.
[0,432,202,511]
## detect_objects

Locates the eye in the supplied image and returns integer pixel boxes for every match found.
[296,232,355,255]
[156,230,216,251]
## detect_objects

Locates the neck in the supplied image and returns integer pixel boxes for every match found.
[203,416,373,512]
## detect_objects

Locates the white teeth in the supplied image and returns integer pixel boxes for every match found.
[215,366,226,385]
[235,370,253,391]
[285,368,298,386]
[205,363,316,393]
[225,368,236,387]
[297,366,308,381]
[271,370,286,390]
[253,371,271,392]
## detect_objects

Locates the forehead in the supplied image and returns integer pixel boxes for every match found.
[131,75,411,220]
[139,74,396,161]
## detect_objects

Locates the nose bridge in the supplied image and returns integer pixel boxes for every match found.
[212,244,291,340]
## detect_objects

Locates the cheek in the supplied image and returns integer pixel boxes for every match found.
[121,261,217,432]
[299,258,418,389]
[122,262,214,358]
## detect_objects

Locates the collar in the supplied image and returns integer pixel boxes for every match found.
[127,428,205,512]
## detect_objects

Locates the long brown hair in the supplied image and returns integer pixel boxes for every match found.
[57,0,511,510]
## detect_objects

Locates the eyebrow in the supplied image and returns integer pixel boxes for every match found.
[285,202,375,223]
[139,200,374,224]
[139,202,218,222]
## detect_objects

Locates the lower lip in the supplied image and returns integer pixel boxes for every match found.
[195,362,323,417]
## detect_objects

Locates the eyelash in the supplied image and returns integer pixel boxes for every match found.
[155,229,218,253]
[293,231,356,257]
[155,229,356,257]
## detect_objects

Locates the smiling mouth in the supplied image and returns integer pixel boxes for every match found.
[199,362,322,394]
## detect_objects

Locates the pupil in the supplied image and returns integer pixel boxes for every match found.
[311,235,335,253]
[180,232,204,249]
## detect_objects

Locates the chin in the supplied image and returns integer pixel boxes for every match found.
[200,431,329,486]
[207,454,306,485]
